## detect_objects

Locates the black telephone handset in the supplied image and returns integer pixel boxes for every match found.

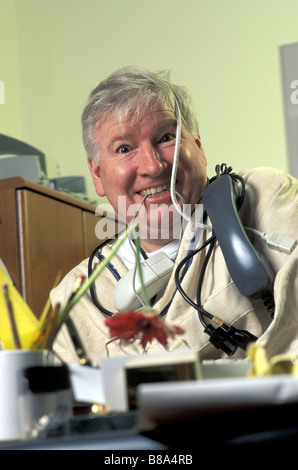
[203,174,275,298]
[197,172,275,356]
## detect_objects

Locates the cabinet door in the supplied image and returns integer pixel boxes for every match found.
[82,208,125,257]
[82,210,102,258]
[0,186,20,289]
[17,189,86,317]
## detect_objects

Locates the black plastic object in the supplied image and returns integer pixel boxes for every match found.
[24,365,70,393]
[203,174,274,298]
[204,324,258,356]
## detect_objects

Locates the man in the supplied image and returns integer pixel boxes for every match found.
[52,66,298,366]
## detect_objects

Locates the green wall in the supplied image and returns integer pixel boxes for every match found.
[1,0,298,202]
[0,0,21,138]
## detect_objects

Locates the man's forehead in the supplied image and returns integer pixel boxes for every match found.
[95,107,177,140]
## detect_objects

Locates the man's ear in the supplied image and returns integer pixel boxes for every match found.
[88,157,106,197]
[195,132,203,149]
[195,133,207,166]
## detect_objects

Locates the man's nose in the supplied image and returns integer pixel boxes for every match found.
[137,144,167,176]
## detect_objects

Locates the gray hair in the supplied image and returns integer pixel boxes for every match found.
[81,66,200,161]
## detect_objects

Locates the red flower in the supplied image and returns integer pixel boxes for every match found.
[105,311,185,348]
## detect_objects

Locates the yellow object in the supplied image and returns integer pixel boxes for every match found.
[0,269,38,350]
[247,343,298,377]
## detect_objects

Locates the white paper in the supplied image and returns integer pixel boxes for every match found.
[68,364,105,405]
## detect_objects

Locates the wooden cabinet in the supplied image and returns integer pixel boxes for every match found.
[0,177,102,317]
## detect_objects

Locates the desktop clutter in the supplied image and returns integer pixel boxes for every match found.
[0,227,130,442]
[1,225,298,444]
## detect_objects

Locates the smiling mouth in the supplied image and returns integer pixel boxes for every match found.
[139,183,170,196]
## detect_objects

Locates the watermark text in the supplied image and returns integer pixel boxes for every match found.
[94,197,204,244]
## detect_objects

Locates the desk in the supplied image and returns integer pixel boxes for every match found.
[1,406,298,453]
[0,412,168,450]
[0,177,102,316]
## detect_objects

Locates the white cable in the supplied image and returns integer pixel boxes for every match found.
[169,102,296,256]
[170,99,212,231]
[169,106,295,255]
[127,194,150,308]
[245,227,297,254]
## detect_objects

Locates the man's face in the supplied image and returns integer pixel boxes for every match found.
[89,107,207,241]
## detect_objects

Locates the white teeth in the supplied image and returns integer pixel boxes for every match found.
[140,184,170,196]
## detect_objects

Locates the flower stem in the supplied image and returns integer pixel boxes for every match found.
[134,227,154,312]
[55,224,137,331]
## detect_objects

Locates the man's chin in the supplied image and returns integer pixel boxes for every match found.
[118,202,184,238]
[136,216,182,241]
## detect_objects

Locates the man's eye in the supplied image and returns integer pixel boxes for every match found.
[160,133,175,143]
[116,145,132,154]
